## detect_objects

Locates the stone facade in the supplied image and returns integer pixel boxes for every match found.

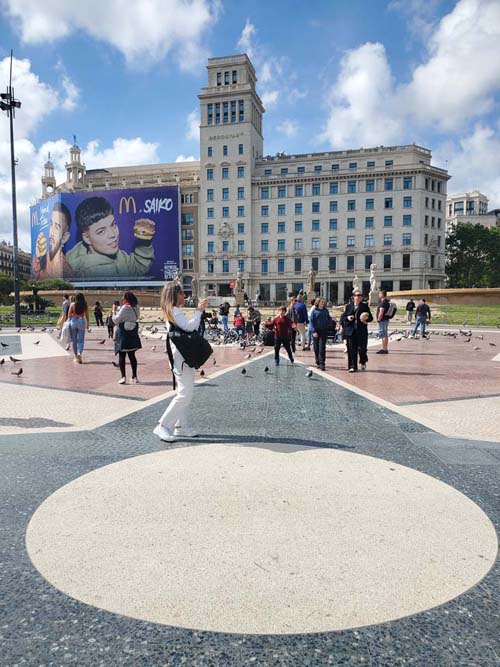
[0,240,32,283]
[446,191,500,231]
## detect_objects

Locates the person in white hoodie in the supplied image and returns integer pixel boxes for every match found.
[153,281,208,443]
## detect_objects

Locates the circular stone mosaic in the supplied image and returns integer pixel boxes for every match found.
[26,444,498,634]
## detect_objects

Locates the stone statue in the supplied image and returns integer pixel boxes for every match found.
[307,268,316,296]
[235,270,243,293]
[369,264,378,305]
[352,274,361,294]
[191,275,198,299]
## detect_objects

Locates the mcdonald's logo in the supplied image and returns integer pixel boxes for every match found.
[119,196,137,214]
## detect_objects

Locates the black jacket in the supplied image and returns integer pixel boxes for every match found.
[342,301,373,337]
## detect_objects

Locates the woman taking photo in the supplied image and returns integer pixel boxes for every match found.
[67,292,90,364]
[154,281,208,442]
[113,291,141,384]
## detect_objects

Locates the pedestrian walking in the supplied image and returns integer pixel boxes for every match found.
[93,301,104,327]
[286,296,299,352]
[266,306,294,366]
[376,290,390,355]
[294,294,309,351]
[310,297,331,370]
[113,292,141,384]
[67,292,90,364]
[343,290,373,372]
[247,305,262,336]
[219,302,230,333]
[305,298,316,351]
[154,282,209,442]
[411,299,431,338]
[406,298,415,324]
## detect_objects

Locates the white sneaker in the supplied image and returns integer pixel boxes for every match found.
[131,377,139,384]
[173,426,199,438]
[118,377,126,384]
[360,363,366,371]
[153,424,176,442]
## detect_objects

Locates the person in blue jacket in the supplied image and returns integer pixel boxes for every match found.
[310,297,332,370]
[293,294,309,351]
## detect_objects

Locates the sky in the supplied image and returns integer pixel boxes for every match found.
[0,0,499,250]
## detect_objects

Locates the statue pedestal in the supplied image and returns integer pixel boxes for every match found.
[234,291,245,307]
[369,291,378,307]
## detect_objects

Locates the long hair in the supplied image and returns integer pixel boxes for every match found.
[123,291,138,306]
[160,281,184,324]
[74,292,87,315]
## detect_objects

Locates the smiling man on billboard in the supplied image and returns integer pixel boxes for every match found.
[32,201,73,280]
[66,196,155,279]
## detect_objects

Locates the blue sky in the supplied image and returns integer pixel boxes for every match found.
[0,0,499,248]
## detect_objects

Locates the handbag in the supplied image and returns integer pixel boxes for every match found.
[61,320,71,347]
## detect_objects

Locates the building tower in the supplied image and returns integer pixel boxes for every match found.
[198,54,264,297]
[41,153,56,197]
[65,136,86,189]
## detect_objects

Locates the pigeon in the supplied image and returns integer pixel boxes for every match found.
[212,358,217,365]
[476,335,484,340]
[264,366,269,373]
[200,369,205,377]
[10,356,20,362]
[464,338,471,343]
[241,368,247,375]
[0,358,4,365]
[306,370,313,378]
[245,353,252,359]
[99,339,106,344]
[11,368,23,376]
[256,348,263,354]
[0,342,8,347]
[473,346,480,351]
[33,340,40,345]
[41,327,46,332]
[151,345,157,351]
[489,342,497,347]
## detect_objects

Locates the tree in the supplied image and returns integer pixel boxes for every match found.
[0,272,14,304]
[446,224,500,288]
[21,278,73,291]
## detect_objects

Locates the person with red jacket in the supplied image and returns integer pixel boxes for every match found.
[265,306,295,366]
[233,312,245,338]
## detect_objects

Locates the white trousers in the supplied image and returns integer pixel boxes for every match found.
[296,322,306,349]
[159,348,195,430]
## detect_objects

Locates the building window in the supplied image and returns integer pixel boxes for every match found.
[403,214,412,226]
[297,166,305,173]
[295,184,303,197]
[431,255,435,269]
[365,216,374,228]
[367,161,375,168]
[181,229,193,240]
[224,71,229,85]
[231,100,236,123]
[347,200,356,211]
[295,203,303,214]
[222,260,229,273]
[208,224,214,235]
[329,256,337,271]
[347,236,355,247]
[384,234,392,246]
[207,104,213,125]
[403,196,412,208]
[277,239,285,251]
[238,259,244,272]
[222,187,229,200]
[278,258,285,273]
[261,222,269,233]
[347,218,356,229]
[348,180,356,193]
[312,220,320,231]
[278,186,286,198]
[237,187,245,200]
[239,100,244,122]
[384,215,392,227]
[385,178,393,191]
[402,233,412,245]
[239,143,243,155]
[312,183,321,195]
[223,144,228,156]
[207,241,214,253]
[330,182,339,194]
[222,206,229,217]
[183,259,194,271]
[232,69,237,84]
[332,163,339,171]
[425,215,429,226]
[278,221,285,233]
[261,186,269,199]
[365,254,373,270]
[366,179,375,192]
[207,207,214,218]
[402,253,411,269]
[237,223,244,234]
[278,204,286,215]
[207,146,213,157]
[383,254,391,269]
[312,238,320,249]
[295,221,303,232]
[237,206,245,217]
[206,168,213,180]
[314,165,322,173]
[222,167,229,179]
[207,188,213,201]
[281,167,288,174]
[208,260,214,273]
[311,256,319,271]
[347,255,354,270]
[237,166,244,178]
[294,257,302,273]
[385,160,393,167]
[403,177,412,189]
[294,238,302,250]
[261,205,269,217]
[437,218,441,229]
[215,103,220,124]
[365,234,375,247]
[238,240,244,252]
[312,202,320,213]
[349,162,357,169]
[329,218,338,230]
[182,212,194,225]
[261,259,268,274]
[264,168,272,176]
[366,198,374,210]
[329,236,337,248]
[261,240,269,252]
[330,201,338,212]
[384,197,393,209]
[425,233,428,245]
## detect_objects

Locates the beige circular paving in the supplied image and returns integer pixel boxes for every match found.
[26,444,498,635]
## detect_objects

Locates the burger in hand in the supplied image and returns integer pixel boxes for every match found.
[133,218,156,242]
[360,311,370,324]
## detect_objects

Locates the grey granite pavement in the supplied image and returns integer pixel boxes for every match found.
[0,358,499,666]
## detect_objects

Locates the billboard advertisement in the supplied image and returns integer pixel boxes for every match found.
[29,186,180,282]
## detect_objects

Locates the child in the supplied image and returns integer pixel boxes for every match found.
[265,306,294,366]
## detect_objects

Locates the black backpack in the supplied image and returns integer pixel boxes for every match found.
[166,325,213,387]
[387,302,398,319]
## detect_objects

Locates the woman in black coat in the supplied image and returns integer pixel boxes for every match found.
[343,291,373,372]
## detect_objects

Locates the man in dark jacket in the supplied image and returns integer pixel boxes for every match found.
[411,299,431,338]
[343,290,373,372]
[293,295,309,351]
[310,297,332,370]
[406,298,415,324]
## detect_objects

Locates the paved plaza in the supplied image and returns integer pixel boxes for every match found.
[1,326,500,665]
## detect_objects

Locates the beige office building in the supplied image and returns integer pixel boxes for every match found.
[446,191,500,231]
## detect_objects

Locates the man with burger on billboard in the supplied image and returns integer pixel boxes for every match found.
[66,196,155,279]
[342,290,373,372]
[32,201,74,280]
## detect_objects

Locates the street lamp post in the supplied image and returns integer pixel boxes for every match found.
[1,51,22,328]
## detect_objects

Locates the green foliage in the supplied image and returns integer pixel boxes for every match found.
[0,272,14,304]
[446,223,500,288]
[21,278,73,291]
[23,295,55,311]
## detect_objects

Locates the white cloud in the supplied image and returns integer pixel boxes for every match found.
[60,73,79,112]
[388,0,444,41]
[277,120,298,137]
[82,138,160,168]
[261,90,279,108]
[175,154,198,162]
[186,109,199,141]
[237,18,257,61]
[2,0,219,70]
